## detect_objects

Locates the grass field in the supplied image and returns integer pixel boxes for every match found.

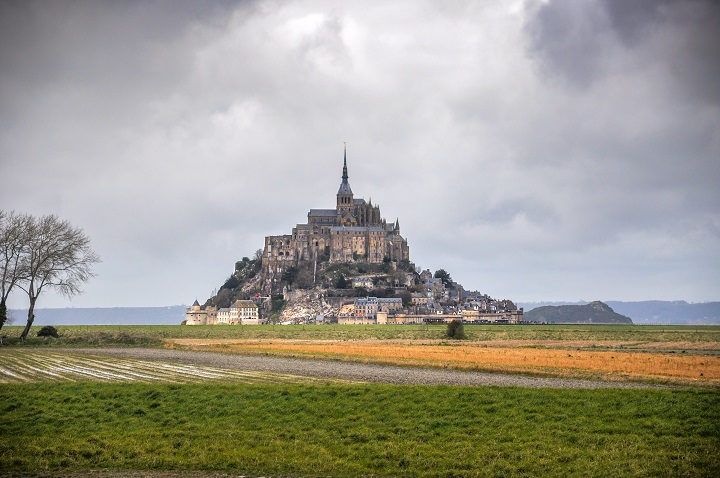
[1,381,718,477]
[3,323,720,345]
[1,324,719,476]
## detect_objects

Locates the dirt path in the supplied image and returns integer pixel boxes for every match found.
[65,347,671,389]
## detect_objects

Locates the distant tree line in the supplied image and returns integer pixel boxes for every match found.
[0,211,100,340]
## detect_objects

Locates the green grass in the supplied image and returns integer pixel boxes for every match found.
[2,324,719,347]
[0,382,718,477]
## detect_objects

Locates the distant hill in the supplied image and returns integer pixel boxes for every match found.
[520,301,720,325]
[7,306,186,326]
[523,301,633,324]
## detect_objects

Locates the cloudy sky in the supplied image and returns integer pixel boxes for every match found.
[1,0,718,309]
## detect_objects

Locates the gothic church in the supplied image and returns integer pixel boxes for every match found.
[262,147,410,275]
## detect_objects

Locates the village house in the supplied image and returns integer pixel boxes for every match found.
[212,300,259,325]
[351,276,375,289]
[354,296,403,320]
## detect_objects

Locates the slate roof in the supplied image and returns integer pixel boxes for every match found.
[337,181,353,195]
[309,209,338,217]
[232,300,258,309]
[378,298,402,303]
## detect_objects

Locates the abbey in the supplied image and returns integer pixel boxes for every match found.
[262,147,410,275]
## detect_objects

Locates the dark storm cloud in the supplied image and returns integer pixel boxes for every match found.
[526,0,720,104]
[524,3,719,201]
[525,0,612,88]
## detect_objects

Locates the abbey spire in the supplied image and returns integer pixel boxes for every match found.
[337,142,353,196]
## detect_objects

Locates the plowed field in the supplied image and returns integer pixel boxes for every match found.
[0,349,354,385]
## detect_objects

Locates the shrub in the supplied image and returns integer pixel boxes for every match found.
[271,295,287,314]
[221,274,240,291]
[446,320,465,340]
[282,266,299,285]
[37,326,59,338]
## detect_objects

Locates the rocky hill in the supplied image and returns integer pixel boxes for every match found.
[524,301,633,324]
[202,253,421,321]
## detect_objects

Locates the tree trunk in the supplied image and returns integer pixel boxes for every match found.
[0,297,7,331]
[20,296,36,340]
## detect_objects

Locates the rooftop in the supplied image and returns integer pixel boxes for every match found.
[309,209,338,217]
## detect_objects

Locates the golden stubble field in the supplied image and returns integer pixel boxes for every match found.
[167,338,720,385]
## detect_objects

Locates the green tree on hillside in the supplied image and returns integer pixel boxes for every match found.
[399,290,413,307]
[235,257,250,271]
[434,269,452,287]
[221,275,240,291]
[282,266,299,285]
[336,275,348,289]
[295,269,313,289]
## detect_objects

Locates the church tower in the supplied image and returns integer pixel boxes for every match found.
[336,144,354,215]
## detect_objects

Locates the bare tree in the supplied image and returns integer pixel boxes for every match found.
[253,248,263,262]
[0,211,31,331]
[17,215,100,340]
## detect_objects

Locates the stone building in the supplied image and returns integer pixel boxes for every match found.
[262,147,409,280]
[216,300,260,325]
[186,299,259,326]
[185,300,217,325]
